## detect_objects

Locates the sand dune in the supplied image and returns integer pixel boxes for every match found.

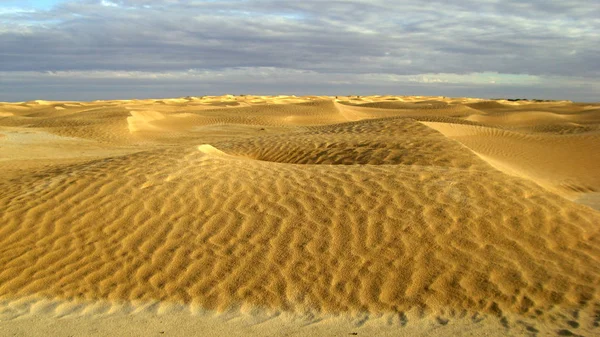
[127,110,167,132]
[1,95,599,336]
[423,122,600,204]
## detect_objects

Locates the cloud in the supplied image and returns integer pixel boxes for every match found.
[0,0,599,100]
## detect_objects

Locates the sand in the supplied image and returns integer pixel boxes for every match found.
[0,95,599,336]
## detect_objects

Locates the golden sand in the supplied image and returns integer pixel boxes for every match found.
[0,95,599,336]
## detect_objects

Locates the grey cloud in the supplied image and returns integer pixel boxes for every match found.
[0,0,599,100]
[2,68,598,102]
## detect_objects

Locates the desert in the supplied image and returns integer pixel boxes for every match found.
[0,95,599,336]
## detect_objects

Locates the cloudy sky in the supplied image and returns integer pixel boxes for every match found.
[1,0,598,101]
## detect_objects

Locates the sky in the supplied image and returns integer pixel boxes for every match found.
[0,0,599,102]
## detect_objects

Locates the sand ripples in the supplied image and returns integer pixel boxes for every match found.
[1,95,599,335]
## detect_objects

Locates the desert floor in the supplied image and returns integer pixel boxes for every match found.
[1,95,599,336]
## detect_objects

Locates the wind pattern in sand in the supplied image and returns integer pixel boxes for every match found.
[1,95,599,336]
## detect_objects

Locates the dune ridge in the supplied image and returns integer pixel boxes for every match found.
[423,122,600,204]
[1,95,599,336]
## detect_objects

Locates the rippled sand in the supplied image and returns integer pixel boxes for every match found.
[1,95,599,336]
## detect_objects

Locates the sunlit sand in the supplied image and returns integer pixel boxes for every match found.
[1,95,599,336]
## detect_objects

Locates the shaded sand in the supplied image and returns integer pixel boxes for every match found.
[1,96,599,336]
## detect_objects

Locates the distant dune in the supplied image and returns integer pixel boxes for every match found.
[1,95,599,336]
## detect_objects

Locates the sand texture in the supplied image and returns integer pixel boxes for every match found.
[1,95,599,336]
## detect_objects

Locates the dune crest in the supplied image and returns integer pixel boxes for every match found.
[422,121,600,205]
[197,144,228,156]
[127,110,166,132]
